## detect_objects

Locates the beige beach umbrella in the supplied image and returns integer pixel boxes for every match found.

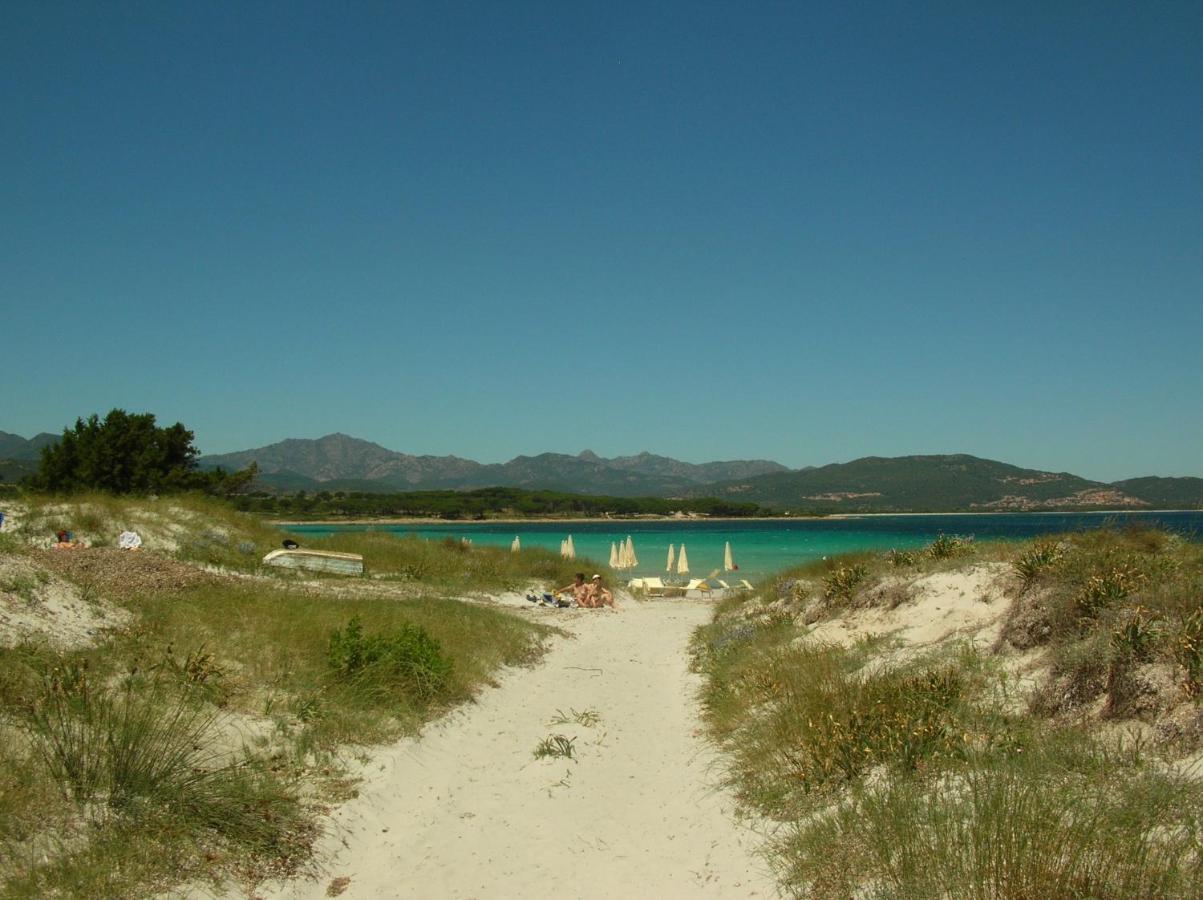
[626,536,638,568]
[677,543,690,575]
[666,543,676,572]
[511,536,521,553]
[566,535,576,559]
[724,541,735,572]
[609,542,619,568]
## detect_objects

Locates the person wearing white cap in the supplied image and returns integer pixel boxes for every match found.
[584,573,614,609]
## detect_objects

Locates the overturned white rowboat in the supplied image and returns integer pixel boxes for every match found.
[262,548,364,576]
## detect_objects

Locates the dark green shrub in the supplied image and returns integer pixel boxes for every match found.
[328,617,453,703]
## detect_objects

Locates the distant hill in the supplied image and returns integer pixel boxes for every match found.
[0,431,58,460]
[695,454,1198,512]
[0,431,58,483]
[1111,477,1203,510]
[199,434,789,497]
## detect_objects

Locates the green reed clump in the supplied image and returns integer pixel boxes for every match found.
[1172,609,1203,697]
[533,734,576,760]
[327,616,454,705]
[25,669,306,854]
[1013,539,1063,588]
[885,549,917,568]
[925,533,973,560]
[1076,561,1145,618]
[822,564,868,604]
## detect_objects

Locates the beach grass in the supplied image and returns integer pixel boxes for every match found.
[0,496,561,897]
[692,527,1203,897]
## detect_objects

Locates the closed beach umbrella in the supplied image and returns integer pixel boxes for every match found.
[560,539,568,558]
[566,535,576,559]
[724,541,735,572]
[677,544,690,575]
[609,542,619,567]
[511,536,521,553]
[626,536,638,567]
[666,544,676,572]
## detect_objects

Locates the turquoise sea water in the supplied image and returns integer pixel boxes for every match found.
[286,511,1203,582]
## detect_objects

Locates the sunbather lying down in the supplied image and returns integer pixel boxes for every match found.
[52,530,88,550]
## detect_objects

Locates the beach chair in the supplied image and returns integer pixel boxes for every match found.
[685,578,713,597]
[641,577,667,598]
[717,580,732,590]
[739,579,754,591]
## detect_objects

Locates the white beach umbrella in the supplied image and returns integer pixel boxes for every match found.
[566,535,576,559]
[609,542,619,568]
[511,536,521,553]
[666,544,676,572]
[724,541,734,572]
[626,536,638,568]
[559,539,567,558]
[677,543,690,575]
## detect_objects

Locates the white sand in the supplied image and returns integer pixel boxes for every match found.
[806,562,1011,653]
[0,553,130,649]
[256,600,777,899]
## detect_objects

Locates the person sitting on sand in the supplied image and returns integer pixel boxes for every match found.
[584,574,615,609]
[556,573,590,608]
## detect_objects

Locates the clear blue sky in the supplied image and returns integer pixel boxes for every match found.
[3,1,1200,481]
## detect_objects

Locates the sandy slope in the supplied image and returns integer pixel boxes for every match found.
[256,600,776,899]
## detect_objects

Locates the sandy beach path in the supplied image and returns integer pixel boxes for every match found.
[258,600,775,899]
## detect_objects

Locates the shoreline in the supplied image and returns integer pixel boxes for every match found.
[270,508,1200,527]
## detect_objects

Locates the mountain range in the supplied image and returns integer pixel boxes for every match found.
[197,433,1202,511]
[199,433,790,497]
[4,430,1201,511]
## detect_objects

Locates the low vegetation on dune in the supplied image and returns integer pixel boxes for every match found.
[693,527,1203,898]
[0,493,578,897]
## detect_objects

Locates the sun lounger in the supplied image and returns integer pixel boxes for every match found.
[684,578,713,597]
[637,577,687,598]
[640,576,666,597]
[717,580,731,590]
[739,579,754,591]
